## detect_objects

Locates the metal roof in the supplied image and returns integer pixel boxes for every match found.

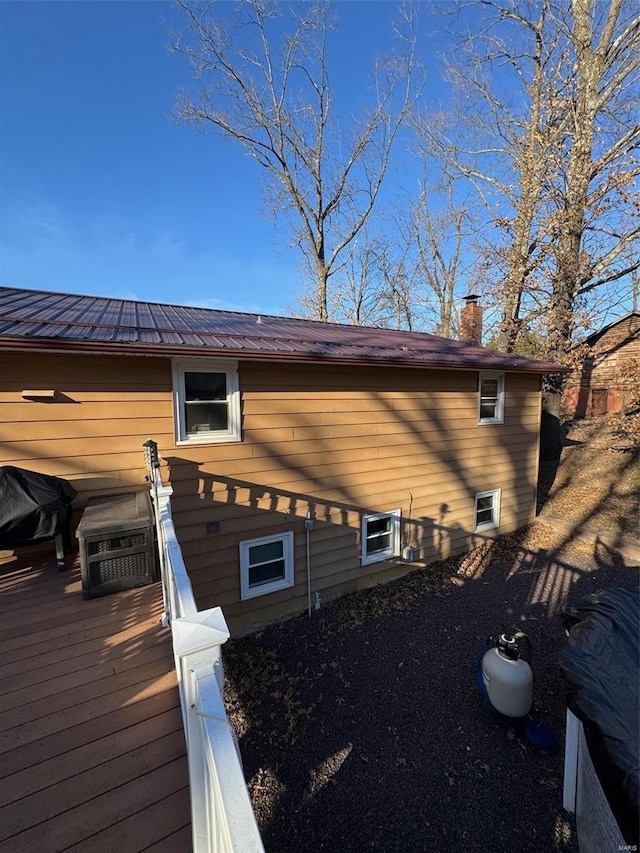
[0,286,568,373]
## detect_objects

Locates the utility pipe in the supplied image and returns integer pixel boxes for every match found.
[305,510,314,617]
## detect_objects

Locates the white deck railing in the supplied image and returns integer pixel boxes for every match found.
[145,444,264,853]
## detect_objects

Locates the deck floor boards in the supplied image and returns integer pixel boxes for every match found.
[0,548,191,853]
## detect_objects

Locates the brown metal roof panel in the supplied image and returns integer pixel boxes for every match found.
[159,330,187,346]
[0,318,39,336]
[2,290,64,321]
[115,300,136,328]
[135,330,151,343]
[237,335,290,351]
[0,287,569,372]
[98,300,126,327]
[106,322,138,342]
[72,324,109,341]
[176,331,211,347]
[169,304,209,332]
[4,291,90,330]
[74,304,110,328]
[31,291,136,324]
[179,304,217,330]
[135,302,160,332]
[47,294,97,325]
[0,319,18,335]
[155,304,188,335]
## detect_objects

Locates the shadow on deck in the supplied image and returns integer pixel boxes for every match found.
[0,546,191,853]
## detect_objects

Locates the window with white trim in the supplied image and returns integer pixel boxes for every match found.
[172,358,241,444]
[240,531,295,600]
[361,509,401,566]
[474,489,501,532]
[478,372,505,424]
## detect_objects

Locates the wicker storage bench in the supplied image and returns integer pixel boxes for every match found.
[76,491,156,599]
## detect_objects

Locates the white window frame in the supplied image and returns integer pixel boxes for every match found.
[478,371,505,424]
[240,531,295,600]
[361,509,401,566]
[474,489,501,532]
[172,358,241,445]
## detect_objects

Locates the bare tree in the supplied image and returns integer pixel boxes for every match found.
[414,0,639,361]
[412,0,565,350]
[545,0,640,385]
[326,227,404,327]
[168,0,423,321]
[401,169,482,338]
[293,223,418,330]
[374,238,418,330]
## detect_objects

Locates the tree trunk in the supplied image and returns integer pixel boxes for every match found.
[498,3,549,353]
[545,0,604,396]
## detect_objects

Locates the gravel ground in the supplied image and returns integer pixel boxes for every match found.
[224,525,639,853]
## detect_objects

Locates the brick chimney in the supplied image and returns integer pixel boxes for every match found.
[460,294,483,346]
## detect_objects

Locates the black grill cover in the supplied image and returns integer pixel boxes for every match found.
[560,587,639,847]
[0,466,77,547]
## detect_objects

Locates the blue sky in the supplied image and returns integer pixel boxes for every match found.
[0,1,450,316]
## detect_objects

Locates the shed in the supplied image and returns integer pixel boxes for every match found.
[563,311,640,418]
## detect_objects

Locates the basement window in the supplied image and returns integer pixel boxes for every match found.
[172,358,241,445]
[478,372,505,424]
[361,509,401,566]
[474,489,501,532]
[240,531,295,600]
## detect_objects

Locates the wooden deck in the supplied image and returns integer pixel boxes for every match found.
[0,547,191,852]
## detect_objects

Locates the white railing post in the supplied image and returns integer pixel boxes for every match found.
[144,440,169,626]
[173,612,231,851]
[172,609,230,741]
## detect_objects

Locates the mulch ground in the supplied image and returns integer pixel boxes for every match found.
[538,417,639,540]
[224,524,639,853]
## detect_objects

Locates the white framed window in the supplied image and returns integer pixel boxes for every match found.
[475,489,501,532]
[361,509,401,566]
[240,531,295,600]
[172,358,241,445]
[478,372,505,424]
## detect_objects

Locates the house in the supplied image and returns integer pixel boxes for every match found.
[563,311,640,418]
[0,286,567,633]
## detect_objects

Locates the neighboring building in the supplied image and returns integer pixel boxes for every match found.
[564,311,640,418]
[0,287,566,633]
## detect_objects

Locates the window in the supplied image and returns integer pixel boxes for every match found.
[172,358,241,444]
[361,509,401,566]
[478,372,505,424]
[475,489,501,532]
[240,531,295,600]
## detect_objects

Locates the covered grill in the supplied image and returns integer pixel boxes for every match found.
[0,466,77,569]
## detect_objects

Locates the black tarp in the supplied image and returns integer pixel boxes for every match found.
[0,466,77,547]
[560,587,640,847]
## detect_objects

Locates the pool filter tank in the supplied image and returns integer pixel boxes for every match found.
[476,629,555,752]
[482,631,533,717]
